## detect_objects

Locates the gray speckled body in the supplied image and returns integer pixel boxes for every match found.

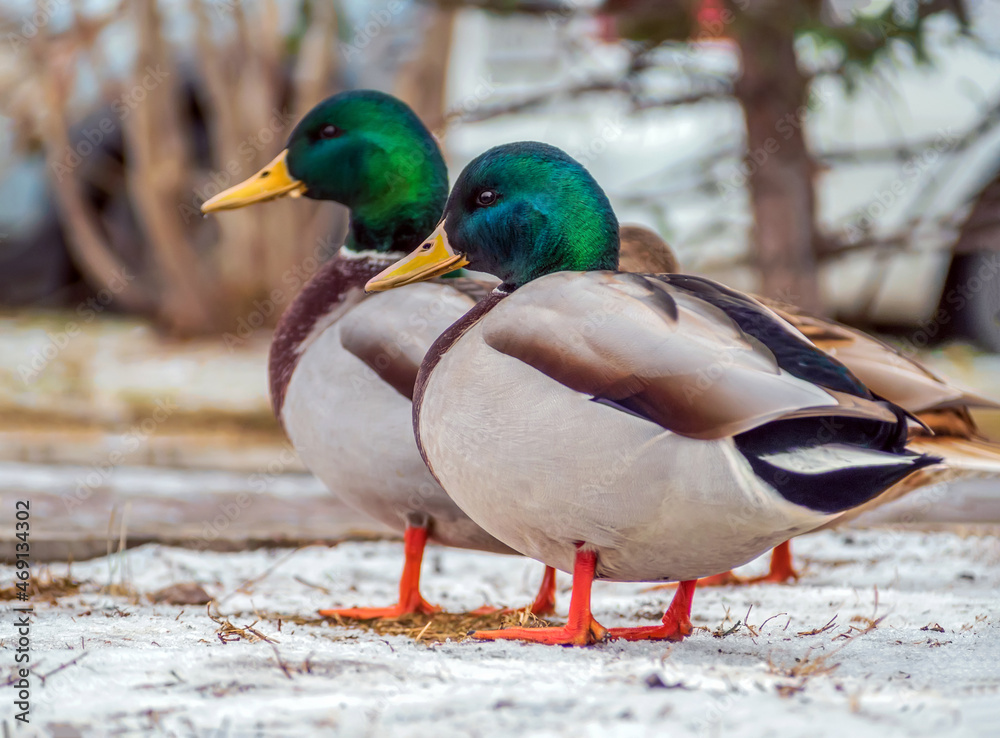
[274,250,515,555]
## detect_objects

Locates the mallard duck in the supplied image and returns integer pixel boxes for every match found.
[364,142,944,645]
[200,91,561,619]
[620,226,1000,587]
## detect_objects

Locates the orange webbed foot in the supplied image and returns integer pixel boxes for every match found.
[470,618,607,646]
[644,542,800,590]
[320,524,440,621]
[471,554,597,646]
[612,579,696,642]
[318,597,441,621]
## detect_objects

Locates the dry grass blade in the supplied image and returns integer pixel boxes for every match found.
[499,607,550,629]
[709,606,740,638]
[768,647,841,697]
[771,589,887,697]
[292,576,332,595]
[414,620,434,642]
[217,547,306,604]
[36,654,89,686]
[207,602,278,645]
[835,588,885,640]
[315,608,557,644]
[758,612,788,634]
[797,615,838,637]
[712,620,743,638]
[2,653,88,688]
[834,614,886,639]
[0,566,82,603]
[268,641,294,680]
[103,504,136,599]
[742,605,760,637]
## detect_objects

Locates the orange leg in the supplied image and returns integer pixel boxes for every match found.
[319,525,441,620]
[471,550,606,645]
[646,541,800,590]
[527,565,558,616]
[747,540,800,585]
[467,565,558,617]
[693,570,747,587]
[608,579,696,641]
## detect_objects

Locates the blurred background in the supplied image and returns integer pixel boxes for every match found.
[1,0,998,562]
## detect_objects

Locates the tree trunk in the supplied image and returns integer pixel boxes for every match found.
[394,5,456,134]
[728,1,822,313]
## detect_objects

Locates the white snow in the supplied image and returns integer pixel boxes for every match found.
[5,529,1000,737]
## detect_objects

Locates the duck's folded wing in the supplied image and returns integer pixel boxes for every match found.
[482,271,898,440]
[766,306,1000,414]
[339,283,480,400]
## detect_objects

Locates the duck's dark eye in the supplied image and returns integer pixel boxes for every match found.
[318,124,342,139]
[475,190,498,207]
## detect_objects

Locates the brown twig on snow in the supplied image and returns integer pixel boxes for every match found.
[206,601,279,645]
[293,575,333,596]
[797,615,839,637]
[833,587,885,640]
[767,647,841,698]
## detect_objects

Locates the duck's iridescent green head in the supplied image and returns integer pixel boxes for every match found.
[367,142,619,292]
[202,90,448,253]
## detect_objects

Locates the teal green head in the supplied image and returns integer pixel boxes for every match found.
[201,90,448,253]
[366,142,619,292]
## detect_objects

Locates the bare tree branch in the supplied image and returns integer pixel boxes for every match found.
[33,13,153,313]
[452,79,731,124]
[125,0,217,333]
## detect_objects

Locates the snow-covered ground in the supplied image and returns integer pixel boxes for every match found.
[5,529,1000,737]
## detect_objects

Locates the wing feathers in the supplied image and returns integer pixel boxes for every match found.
[769,306,1000,414]
[483,272,897,440]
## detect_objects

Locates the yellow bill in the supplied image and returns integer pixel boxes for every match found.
[365,223,469,292]
[201,150,307,213]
